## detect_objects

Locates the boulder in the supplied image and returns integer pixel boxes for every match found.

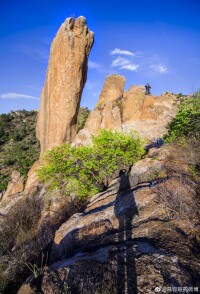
[2,171,24,200]
[73,74,125,145]
[24,161,40,191]
[97,74,126,105]
[36,16,94,156]
[23,147,200,293]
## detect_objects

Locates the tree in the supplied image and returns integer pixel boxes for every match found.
[164,91,200,142]
[37,129,145,200]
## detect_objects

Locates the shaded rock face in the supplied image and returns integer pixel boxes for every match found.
[36,16,94,156]
[21,146,200,293]
[2,171,24,200]
[73,77,178,145]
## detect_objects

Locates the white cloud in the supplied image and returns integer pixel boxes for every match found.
[150,64,168,73]
[88,60,102,69]
[111,57,139,71]
[120,64,139,71]
[0,93,39,100]
[111,48,134,56]
[111,57,130,67]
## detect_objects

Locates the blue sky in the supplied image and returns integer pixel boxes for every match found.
[0,0,200,113]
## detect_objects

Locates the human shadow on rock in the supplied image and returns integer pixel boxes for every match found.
[114,169,139,294]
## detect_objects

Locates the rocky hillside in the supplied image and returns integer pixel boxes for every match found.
[0,107,90,195]
[22,145,200,293]
[0,110,40,193]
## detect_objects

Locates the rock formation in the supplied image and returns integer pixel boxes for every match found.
[98,74,126,104]
[24,161,40,192]
[2,15,199,294]
[2,171,24,200]
[122,87,178,140]
[73,75,178,145]
[17,146,200,293]
[36,16,94,156]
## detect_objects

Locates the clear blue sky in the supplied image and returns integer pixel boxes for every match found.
[1,0,200,113]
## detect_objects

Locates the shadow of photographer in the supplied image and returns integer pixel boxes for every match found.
[114,169,139,294]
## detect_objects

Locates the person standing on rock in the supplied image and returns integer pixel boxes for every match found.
[145,83,151,95]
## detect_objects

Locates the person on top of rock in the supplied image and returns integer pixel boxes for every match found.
[145,83,151,95]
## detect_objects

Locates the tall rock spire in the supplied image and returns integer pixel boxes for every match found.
[36,16,94,156]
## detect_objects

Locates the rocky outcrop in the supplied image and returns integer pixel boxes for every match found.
[122,87,178,140]
[73,74,125,145]
[19,146,200,293]
[2,171,24,200]
[98,74,126,104]
[36,16,94,156]
[0,182,83,293]
[73,77,178,146]
[24,161,40,192]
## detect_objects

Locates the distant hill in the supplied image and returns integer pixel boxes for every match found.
[0,107,90,192]
[0,110,40,192]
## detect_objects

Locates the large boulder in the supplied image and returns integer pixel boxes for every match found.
[2,171,24,200]
[73,74,125,145]
[36,16,94,156]
[18,146,200,293]
[97,74,126,104]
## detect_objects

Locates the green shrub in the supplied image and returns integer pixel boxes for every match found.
[164,91,200,142]
[0,175,10,191]
[37,129,145,200]
[77,107,90,131]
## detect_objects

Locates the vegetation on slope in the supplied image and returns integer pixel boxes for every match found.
[77,107,90,131]
[159,91,200,221]
[37,129,146,200]
[164,90,200,178]
[0,107,91,193]
[0,93,199,293]
[164,91,200,142]
[0,110,40,192]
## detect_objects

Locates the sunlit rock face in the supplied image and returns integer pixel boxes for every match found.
[2,170,24,200]
[73,76,178,146]
[36,16,94,156]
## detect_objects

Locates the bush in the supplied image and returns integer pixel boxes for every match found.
[0,175,10,191]
[164,91,200,142]
[0,193,43,293]
[77,107,90,131]
[37,129,145,200]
